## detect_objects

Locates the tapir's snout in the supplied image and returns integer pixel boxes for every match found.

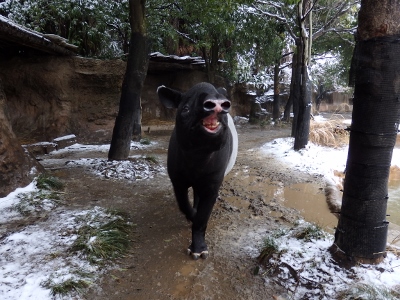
[203,99,231,114]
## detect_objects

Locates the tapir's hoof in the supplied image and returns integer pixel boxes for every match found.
[187,249,209,260]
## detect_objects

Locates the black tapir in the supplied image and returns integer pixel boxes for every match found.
[157,82,238,259]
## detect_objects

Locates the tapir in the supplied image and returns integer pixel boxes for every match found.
[157,82,238,259]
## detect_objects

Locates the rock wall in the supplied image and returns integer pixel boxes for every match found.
[0,55,240,143]
[0,56,124,143]
[0,78,41,196]
[317,91,353,113]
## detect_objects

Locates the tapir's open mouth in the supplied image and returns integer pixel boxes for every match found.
[202,114,221,133]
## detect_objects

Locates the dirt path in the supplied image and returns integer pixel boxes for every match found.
[46,124,325,300]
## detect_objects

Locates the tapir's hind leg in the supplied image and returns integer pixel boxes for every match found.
[193,192,200,211]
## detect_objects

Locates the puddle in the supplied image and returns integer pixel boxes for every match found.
[388,180,400,226]
[283,183,338,232]
[227,166,338,232]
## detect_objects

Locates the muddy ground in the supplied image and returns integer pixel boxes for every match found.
[43,123,329,300]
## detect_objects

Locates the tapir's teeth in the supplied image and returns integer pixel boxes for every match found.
[202,120,220,129]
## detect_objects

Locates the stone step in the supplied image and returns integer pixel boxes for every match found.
[24,134,76,155]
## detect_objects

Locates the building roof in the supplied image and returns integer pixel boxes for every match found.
[0,15,78,56]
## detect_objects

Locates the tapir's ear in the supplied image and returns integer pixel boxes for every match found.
[157,86,182,108]
[217,87,228,97]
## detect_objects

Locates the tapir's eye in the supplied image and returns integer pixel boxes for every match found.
[182,105,190,114]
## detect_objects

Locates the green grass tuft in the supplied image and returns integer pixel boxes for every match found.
[36,173,63,190]
[140,138,151,145]
[294,223,326,242]
[14,175,64,216]
[70,211,131,263]
[14,192,60,216]
[42,277,91,297]
[144,155,158,164]
[258,236,279,265]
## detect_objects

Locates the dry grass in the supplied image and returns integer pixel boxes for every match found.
[309,119,349,148]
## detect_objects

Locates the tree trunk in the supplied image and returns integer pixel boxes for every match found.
[205,38,219,84]
[293,63,311,150]
[291,40,302,138]
[332,0,400,265]
[284,52,297,123]
[108,0,149,160]
[283,94,293,123]
[293,0,312,150]
[272,62,280,122]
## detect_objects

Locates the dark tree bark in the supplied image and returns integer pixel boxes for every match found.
[283,53,297,123]
[293,0,312,150]
[332,0,400,265]
[272,62,280,122]
[294,59,312,150]
[204,38,219,84]
[291,40,302,138]
[108,0,149,160]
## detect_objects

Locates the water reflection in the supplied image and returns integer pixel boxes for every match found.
[388,179,400,226]
[283,183,338,233]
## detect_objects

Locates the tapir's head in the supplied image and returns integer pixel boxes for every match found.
[157,82,231,149]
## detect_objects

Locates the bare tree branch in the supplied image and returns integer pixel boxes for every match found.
[302,0,319,21]
[334,33,355,46]
[251,1,297,40]
[279,61,292,70]
[251,4,286,22]
[312,1,359,40]
[174,30,197,44]
[277,5,298,40]
[251,0,358,46]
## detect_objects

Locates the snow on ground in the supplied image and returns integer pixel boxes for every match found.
[255,221,400,299]
[261,136,348,186]
[0,182,37,224]
[261,117,400,187]
[0,200,117,299]
[0,140,163,299]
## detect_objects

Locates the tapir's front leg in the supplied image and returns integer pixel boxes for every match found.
[188,184,220,259]
[172,182,196,222]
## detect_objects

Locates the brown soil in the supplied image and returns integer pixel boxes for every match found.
[44,123,326,300]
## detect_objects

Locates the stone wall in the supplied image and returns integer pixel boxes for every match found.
[316,91,353,113]
[0,55,244,143]
[0,78,41,196]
